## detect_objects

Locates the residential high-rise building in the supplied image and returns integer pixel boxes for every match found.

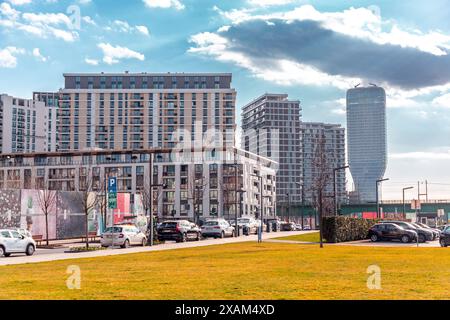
[0,94,49,154]
[301,122,346,205]
[57,73,236,151]
[33,92,59,152]
[347,85,387,203]
[242,94,302,204]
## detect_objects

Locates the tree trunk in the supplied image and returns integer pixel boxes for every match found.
[319,190,324,249]
[85,212,89,249]
[45,212,49,247]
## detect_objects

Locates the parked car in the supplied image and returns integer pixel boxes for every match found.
[266,219,281,232]
[381,221,433,243]
[101,224,147,248]
[236,216,259,235]
[412,222,440,240]
[15,228,32,238]
[0,229,36,257]
[201,219,235,239]
[303,225,312,231]
[280,222,296,231]
[439,226,450,247]
[368,223,418,243]
[157,220,200,242]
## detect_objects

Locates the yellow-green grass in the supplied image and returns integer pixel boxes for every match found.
[0,242,449,300]
[275,232,322,243]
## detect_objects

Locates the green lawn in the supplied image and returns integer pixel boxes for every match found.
[275,232,322,243]
[0,242,449,300]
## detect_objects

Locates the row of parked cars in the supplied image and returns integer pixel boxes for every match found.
[368,220,449,246]
[156,216,306,243]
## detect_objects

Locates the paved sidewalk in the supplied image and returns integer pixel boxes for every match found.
[0,231,308,267]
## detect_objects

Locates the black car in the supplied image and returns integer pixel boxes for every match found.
[157,220,201,243]
[368,223,418,243]
[381,221,433,243]
[440,226,450,247]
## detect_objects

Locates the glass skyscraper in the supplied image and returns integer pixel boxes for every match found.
[346,85,387,203]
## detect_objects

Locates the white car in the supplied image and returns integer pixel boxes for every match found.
[236,216,259,235]
[101,225,147,248]
[15,228,32,238]
[0,229,36,257]
[201,219,235,239]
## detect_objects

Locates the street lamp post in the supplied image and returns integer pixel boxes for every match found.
[334,165,349,216]
[251,172,264,243]
[376,178,389,219]
[286,193,290,222]
[402,186,414,216]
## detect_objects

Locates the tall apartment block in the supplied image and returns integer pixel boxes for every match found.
[301,122,346,205]
[33,92,59,152]
[347,85,387,203]
[57,73,236,151]
[0,94,50,154]
[242,94,302,204]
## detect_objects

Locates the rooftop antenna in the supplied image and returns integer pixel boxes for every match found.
[354,83,361,88]
[369,83,377,87]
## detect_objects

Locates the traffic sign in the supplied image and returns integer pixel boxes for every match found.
[108,192,117,209]
[108,177,117,194]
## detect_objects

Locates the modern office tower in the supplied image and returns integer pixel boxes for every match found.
[0,148,277,221]
[242,93,302,205]
[301,122,346,205]
[58,73,236,151]
[346,85,387,203]
[33,92,59,152]
[0,94,48,154]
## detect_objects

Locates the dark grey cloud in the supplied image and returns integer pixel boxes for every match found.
[223,19,450,90]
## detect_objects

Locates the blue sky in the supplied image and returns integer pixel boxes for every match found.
[1,0,450,200]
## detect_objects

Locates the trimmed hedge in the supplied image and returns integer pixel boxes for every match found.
[322,216,379,243]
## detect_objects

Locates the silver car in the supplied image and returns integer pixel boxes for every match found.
[201,219,235,239]
[0,229,36,257]
[101,225,147,248]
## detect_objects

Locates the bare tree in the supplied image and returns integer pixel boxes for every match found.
[310,135,334,248]
[77,166,102,249]
[36,189,58,246]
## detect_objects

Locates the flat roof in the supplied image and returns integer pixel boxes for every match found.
[63,72,233,77]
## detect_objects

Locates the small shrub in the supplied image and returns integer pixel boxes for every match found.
[322,216,379,243]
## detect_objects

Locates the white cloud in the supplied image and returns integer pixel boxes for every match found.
[432,93,450,108]
[136,25,150,36]
[6,0,31,6]
[32,47,47,62]
[0,6,79,42]
[85,57,99,65]
[143,0,185,10]
[82,16,96,26]
[0,2,20,19]
[0,46,25,68]
[98,43,145,65]
[106,20,150,36]
[247,0,297,7]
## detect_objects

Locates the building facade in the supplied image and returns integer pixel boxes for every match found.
[241,94,302,205]
[0,148,277,221]
[347,85,387,203]
[33,92,59,152]
[56,73,236,152]
[0,94,49,154]
[301,122,346,205]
